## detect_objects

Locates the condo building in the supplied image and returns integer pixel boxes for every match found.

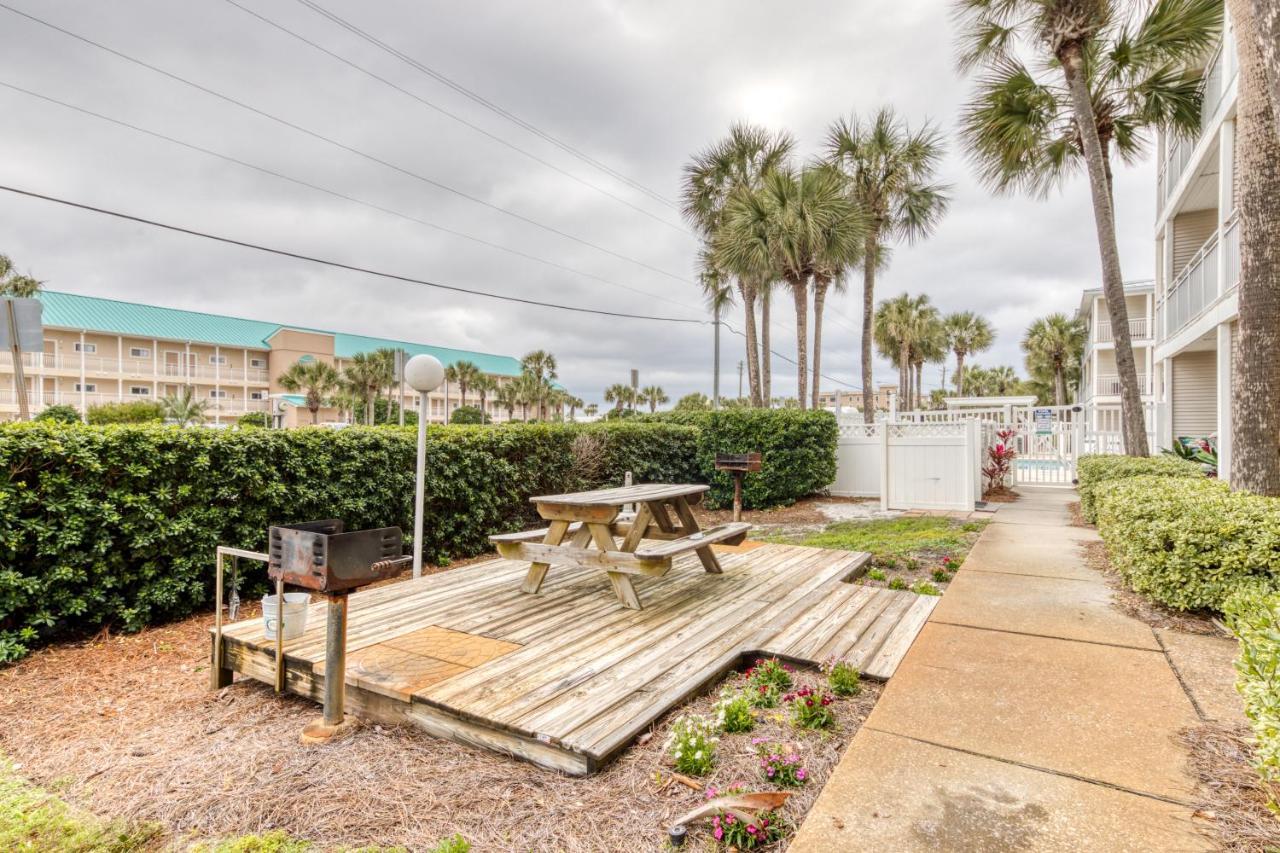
[1077,281,1156,443]
[0,291,530,426]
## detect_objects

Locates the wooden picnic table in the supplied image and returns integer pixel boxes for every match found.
[489,483,750,610]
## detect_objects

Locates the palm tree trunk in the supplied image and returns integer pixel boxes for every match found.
[898,343,910,410]
[914,361,922,411]
[860,235,877,423]
[1059,41,1149,456]
[790,277,809,409]
[761,285,772,405]
[1054,364,1066,407]
[739,280,763,407]
[955,351,966,395]
[1228,0,1280,493]
[310,406,319,425]
[1249,0,1280,137]
[810,276,829,409]
[365,394,374,426]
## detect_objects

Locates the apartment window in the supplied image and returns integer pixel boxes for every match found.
[209,389,228,399]
[74,342,97,354]
[249,391,266,401]
[129,347,150,358]
[249,357,267,369]
[209,355,227,365]
[129,386,151,396]
[74,383,96,392]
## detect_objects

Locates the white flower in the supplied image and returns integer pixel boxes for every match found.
[694,750,703,760]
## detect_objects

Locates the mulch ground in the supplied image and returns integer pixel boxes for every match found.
[1181,723,1280,851]
[0,592,879,851]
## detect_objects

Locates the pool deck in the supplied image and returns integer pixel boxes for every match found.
[212,541,938,774]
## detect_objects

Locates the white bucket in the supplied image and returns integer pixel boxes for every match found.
[262,592,311,641]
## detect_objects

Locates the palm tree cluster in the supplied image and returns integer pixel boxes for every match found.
[873,295,997,410]
[0,253,42,297]
[961,364,1023,398]
[1022,313,1086,406]
[682,111,950,416]
[954,0,1222,454]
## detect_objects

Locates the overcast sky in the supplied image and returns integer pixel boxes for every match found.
[0,0,1156,406]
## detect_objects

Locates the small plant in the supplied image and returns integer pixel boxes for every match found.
[745,657,793,691]
[912,581,941,596]
[876,555,899,571]
[752,739,808,786]
[888,576,908,590]
[784,686,835,729]
[822,658,861,697]
[932,568,950,583]
[704,786,787,849]
[941,555,958,570]
[745,681,780,708]
[905,556,921,571]
[664,714,719,776]
[867,567,887,581]
[983,428,1018,491]
[713,689,756,733]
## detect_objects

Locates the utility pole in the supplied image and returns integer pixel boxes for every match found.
[397,348,406,427]
[712,302,721,410]
[630,368,639,411]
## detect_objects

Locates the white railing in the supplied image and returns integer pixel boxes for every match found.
[1223,214,1240,292]
[0,352,269,384]
[1163,232,1219,336]
[1158,33,1237,211]
[1095,317,1150,343]
[1095,374,1151,396]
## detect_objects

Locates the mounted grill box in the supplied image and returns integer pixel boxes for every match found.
[268,520,410,594]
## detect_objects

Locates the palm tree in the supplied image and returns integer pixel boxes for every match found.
[1022,314,1086,406]
[520,350,558,419]
[446,360,482,410]
[494,381,519,422]
[808,167,868,408]
[278,359,341,425]
[911,311,947,411]
[604,382,632,412]
[942,311,995,396]
[640,385,669,413]
[682,124,795,407]
[564,395,584,421]
[874,294,936,410]
[0,254,41,297]
[954,0,1221,454]
[372,348,397,412]
[342,352,383,425]
[584,402,599,418]
[1227,0,1280,493]
[160,386,210,426]
[826,108,951,423]
[472,374,496,421]
[513,372,542,421]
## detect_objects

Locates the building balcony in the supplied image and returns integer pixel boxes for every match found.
[0,352,269,384]
[1158,216,1239,339]
[0,387,272,415]
[1157,32,1237,214]
[1094,374,1152,397]
[1094,317,1151,343]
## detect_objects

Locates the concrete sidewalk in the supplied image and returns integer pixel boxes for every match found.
[791,487,1210,852]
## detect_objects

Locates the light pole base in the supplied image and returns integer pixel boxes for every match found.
[299,714,358,745]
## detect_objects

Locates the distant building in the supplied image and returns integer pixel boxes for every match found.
[0,291,530,426]
[1076,281,1156,438]
[816,384,898,413]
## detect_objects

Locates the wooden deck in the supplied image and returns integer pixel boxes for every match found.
[213,542,937,774]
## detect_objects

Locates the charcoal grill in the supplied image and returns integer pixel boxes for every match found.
[267,520,411,742]
[714,453,762,522]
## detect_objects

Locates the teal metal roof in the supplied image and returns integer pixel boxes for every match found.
[36,291,524,377]
[279,394,307,406]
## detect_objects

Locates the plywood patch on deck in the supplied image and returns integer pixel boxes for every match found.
[384,625,522,668]
[712,539,769,554]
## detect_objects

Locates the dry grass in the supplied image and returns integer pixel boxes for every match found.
[1181,723,1280,852]
[1080,541,1225,637]
[0,606,877,851]
[1067,500,1088,528]
[695,495,876,531]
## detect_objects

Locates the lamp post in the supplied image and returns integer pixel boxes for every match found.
[404,354,445,578]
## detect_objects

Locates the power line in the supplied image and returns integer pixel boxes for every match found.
[0,184,863,391]
[294,0,677,210]
[0,2,691,284]
[0,79,699,314]
[216,0,689,235]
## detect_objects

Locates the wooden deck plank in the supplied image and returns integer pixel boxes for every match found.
[862,594,939,680]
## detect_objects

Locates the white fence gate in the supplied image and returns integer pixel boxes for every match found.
[832,420,986,512]
[1009,405,1082,486]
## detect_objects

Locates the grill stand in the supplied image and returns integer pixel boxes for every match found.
[300,591,358,744]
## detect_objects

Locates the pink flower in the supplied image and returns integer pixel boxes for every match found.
[713,827,723,841]
[796,768,807,781]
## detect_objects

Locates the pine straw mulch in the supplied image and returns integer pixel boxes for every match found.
[0,604,879,851]
[1181,723,1280,852]
[1080,540,1226,637]
[694,495,879,531]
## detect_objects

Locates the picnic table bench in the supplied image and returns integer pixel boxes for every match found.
[489,483,749,610]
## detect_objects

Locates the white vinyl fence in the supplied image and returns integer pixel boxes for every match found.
[831,420,989,512]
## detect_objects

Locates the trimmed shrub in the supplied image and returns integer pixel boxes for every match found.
[0,420,697,660]
[1094,475,1280,611]
[85,400,165,425]
[34,404,80,424]
[448,405,490,425]
[1077,453,1203,523]
[639,409,837,509]
[236,412,270,428]
[1224,588,1280,805]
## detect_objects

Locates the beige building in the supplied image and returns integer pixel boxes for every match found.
[816,384,898,413]
[1077,281,1156,437]
[0,291,531,426]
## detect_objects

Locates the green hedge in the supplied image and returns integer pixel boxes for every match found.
[1077,453,1204,523]
[0,421,697,661]
[1224,588,1280,804]
[1094,475,1280,611]
[638,408,838,509]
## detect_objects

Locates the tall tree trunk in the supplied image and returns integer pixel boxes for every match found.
[860,234,878,423]
[365,394,373,426]
[1054,363,1066,407]
[760,285,772,405]
[955,351,966,395]
[811,276,829,409]
[914,361,923,411]
[1250,0,1280,138]
[898,342,910,409]
[791,277,809,409]
[1059,41,1149,456]
[739,280,763,407]
[1228,0,1280,494]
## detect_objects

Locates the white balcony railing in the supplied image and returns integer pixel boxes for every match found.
[1163,232,1220,337]
[0,352,268,384]
[6,387,272,415]
[1095,374,1151,397]
[1158,31,1238,211]
[1095,317,1150,343]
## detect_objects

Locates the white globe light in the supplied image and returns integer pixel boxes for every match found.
[404,354,445,392]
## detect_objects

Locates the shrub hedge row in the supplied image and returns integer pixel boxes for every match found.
[0,410,836,659]
[1225,587,1280,805]
[1077,453,1203,523]
[1093,474,1280,611]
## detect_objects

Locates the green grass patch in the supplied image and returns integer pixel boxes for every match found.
[780,516,984,561]
[0,759,161,852]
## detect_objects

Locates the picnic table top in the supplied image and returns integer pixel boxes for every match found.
[529,483,709,506]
